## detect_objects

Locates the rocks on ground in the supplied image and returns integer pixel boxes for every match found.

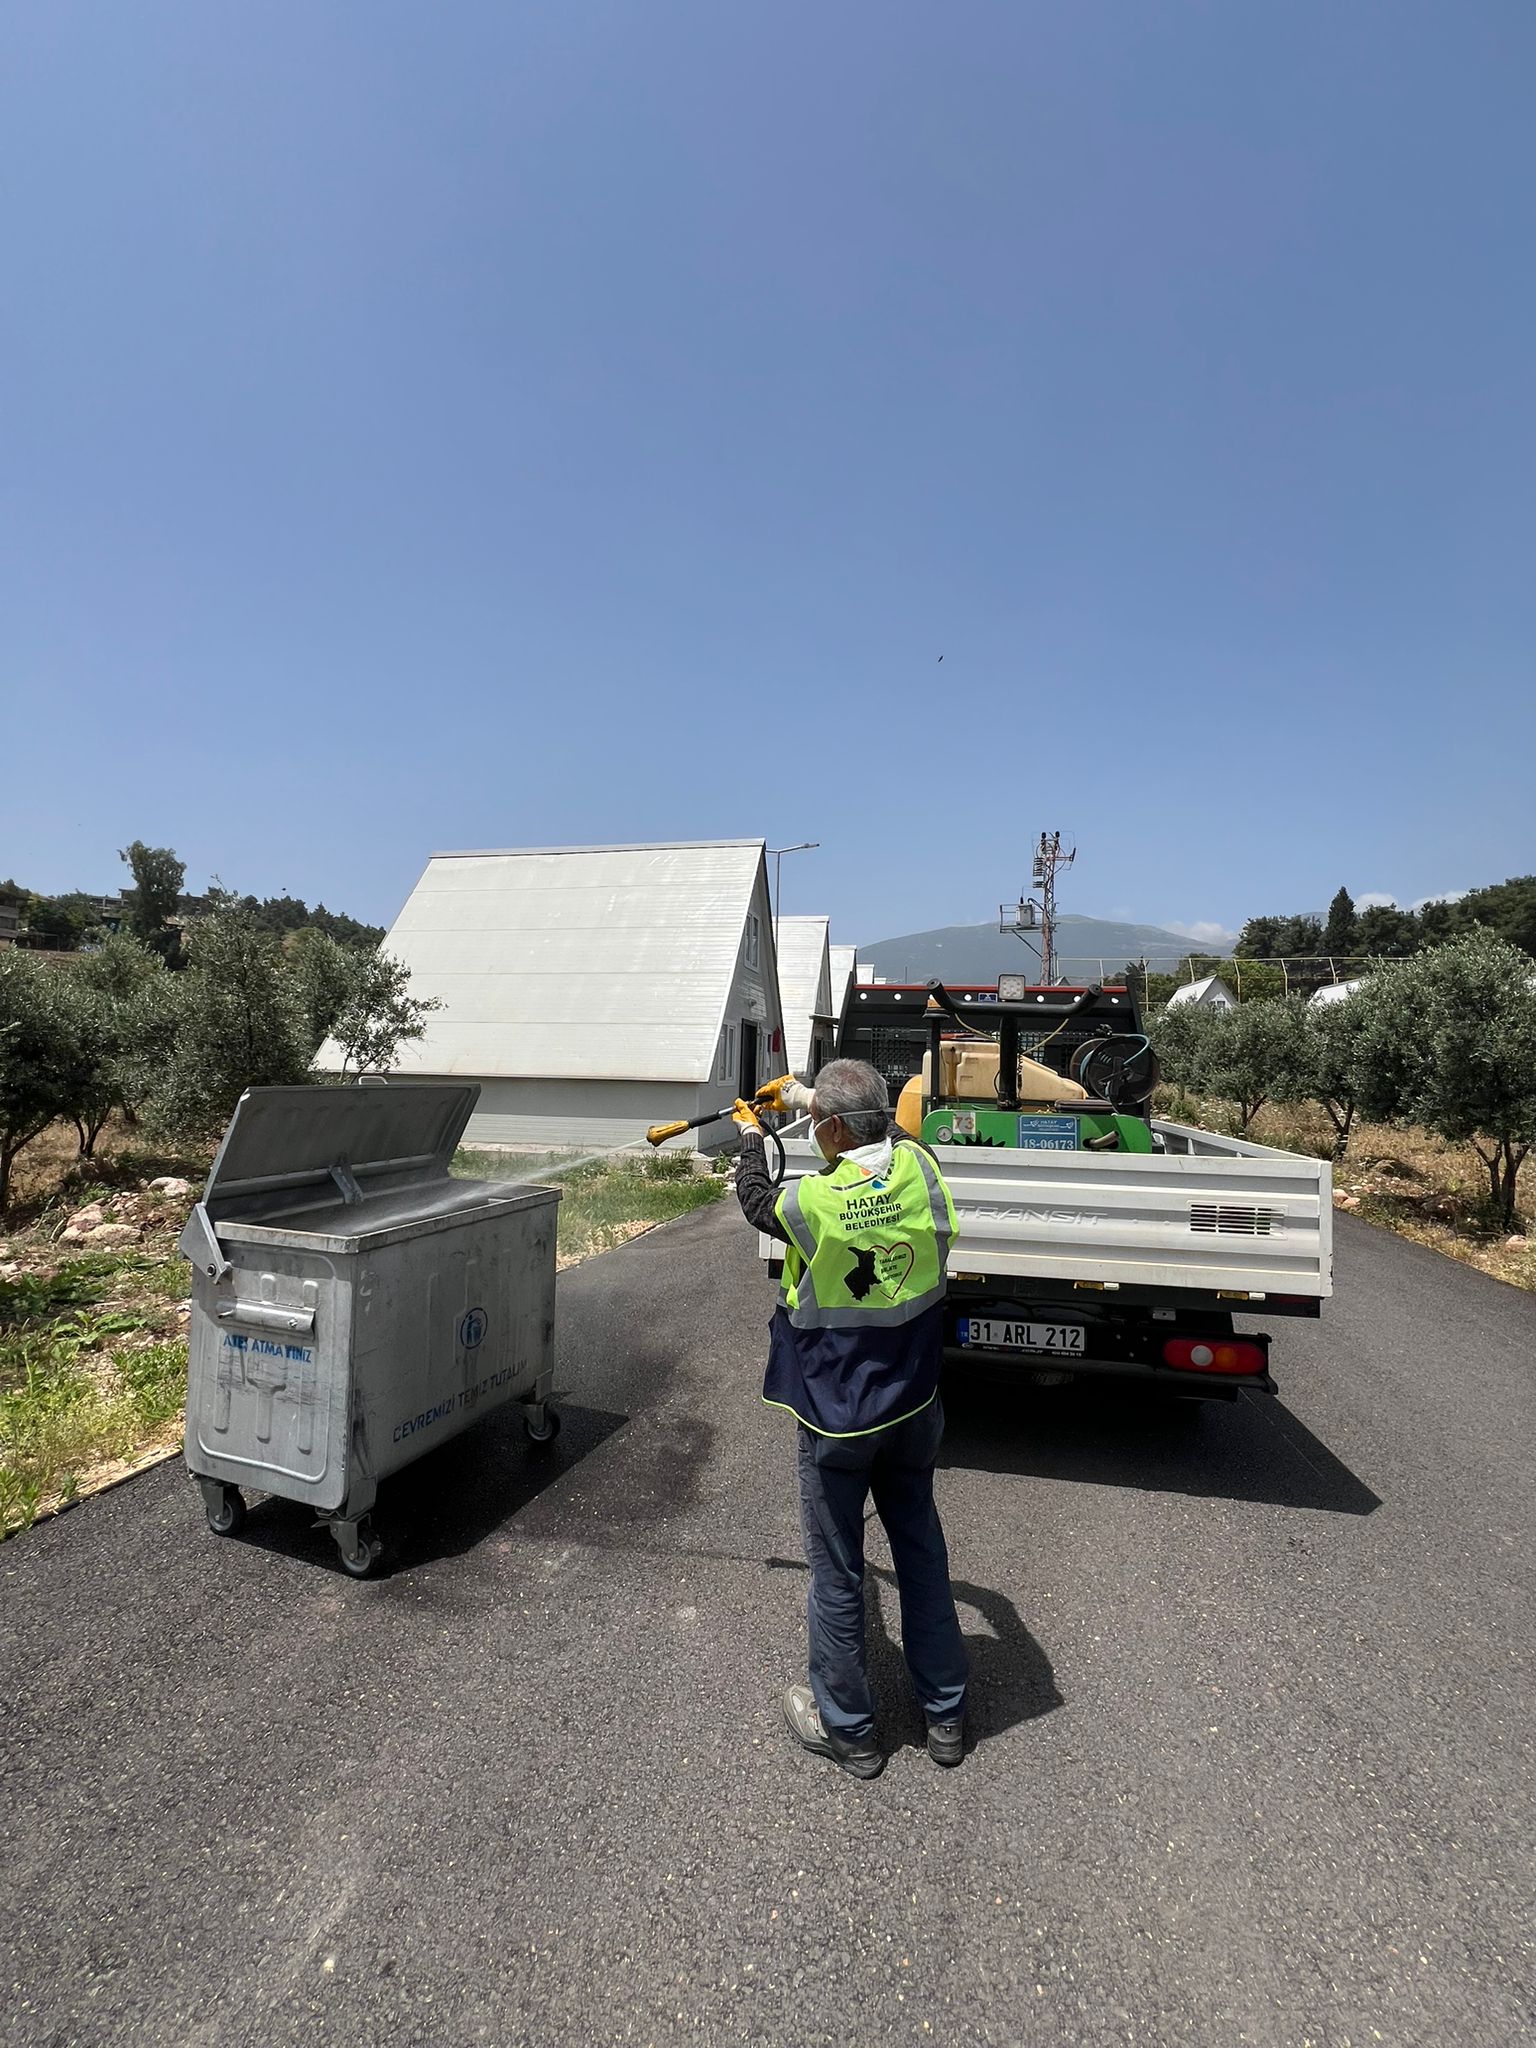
[85,1222,139,1247]
[59,1177,195,1245]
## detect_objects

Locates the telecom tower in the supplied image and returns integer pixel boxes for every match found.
[999,831,1077,983]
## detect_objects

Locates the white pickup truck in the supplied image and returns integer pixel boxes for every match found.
[760,1116,1332,1401]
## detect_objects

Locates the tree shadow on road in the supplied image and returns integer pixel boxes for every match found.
[938,1377,1380,1517]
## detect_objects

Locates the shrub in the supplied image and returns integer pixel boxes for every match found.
[150,913,310,1137]
[1356,931,1536,1227]
[0,950,85,1215]
[1150,997,1309,1130]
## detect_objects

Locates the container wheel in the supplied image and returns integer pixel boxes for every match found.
[337,1520,383,1578]
[206,1486,246,1537]
[524,1408,561,1448]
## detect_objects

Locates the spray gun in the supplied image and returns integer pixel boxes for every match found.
[645,1075,805,1182]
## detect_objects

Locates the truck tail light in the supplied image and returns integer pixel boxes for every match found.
[1161,1337,1267,1376]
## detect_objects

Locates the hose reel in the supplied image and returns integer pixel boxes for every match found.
[1070,1034,1159,1110]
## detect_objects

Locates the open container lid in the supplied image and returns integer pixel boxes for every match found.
[200,1083,480,1218]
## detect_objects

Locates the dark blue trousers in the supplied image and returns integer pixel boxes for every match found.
[796,1397,969,1740]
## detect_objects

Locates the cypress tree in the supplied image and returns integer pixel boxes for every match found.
[1321,887,1358,957]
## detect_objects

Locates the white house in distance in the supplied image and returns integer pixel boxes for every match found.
[1166,973,1238,1011]
[1310,978,1364,1008]
[341,839,787,1151]
[774,916,836,1081]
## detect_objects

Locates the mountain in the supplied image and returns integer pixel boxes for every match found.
[856,915,1233,985]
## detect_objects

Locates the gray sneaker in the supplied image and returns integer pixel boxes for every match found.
[782,1684,885,1779]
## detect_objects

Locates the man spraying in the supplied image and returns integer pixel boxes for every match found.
[734,1060,969,1778]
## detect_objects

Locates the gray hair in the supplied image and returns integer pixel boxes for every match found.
[811,1058,891,1145]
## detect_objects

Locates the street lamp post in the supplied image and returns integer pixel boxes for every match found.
[768,841,819,925]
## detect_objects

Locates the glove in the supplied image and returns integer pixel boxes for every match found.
[732,1097,764,1134]
[755,1074,814,1116]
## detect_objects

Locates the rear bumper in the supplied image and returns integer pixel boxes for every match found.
[942,1344,1274,1401]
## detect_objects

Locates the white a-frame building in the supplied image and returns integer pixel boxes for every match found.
[352,839,786,1151]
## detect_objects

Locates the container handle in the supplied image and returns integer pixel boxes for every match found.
[215,1300,317,1337]
[178,1203,231,1282]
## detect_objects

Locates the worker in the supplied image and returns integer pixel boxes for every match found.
[735,1059,969,1778]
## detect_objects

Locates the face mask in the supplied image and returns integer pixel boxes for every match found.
[808,1115,834,1161]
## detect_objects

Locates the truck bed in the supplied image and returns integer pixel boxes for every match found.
[758,1119,1332,1303]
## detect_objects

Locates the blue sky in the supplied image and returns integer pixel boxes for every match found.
[5,2,1533,947]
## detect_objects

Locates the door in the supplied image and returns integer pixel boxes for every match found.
[739,1021,759,1098]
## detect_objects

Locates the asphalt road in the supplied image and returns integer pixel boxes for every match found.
[3,1205,1534,2048]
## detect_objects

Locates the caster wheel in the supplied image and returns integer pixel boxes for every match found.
[206,1486,246,1537]
[337,1521,383,1578]
[524,1408,561,1448]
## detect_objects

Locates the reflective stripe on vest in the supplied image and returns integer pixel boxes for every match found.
[773,1140,957,1332]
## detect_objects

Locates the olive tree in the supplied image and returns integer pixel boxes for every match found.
[288,930,439,1077]
[59,980,120,1159]
[151,914,440,1138]
[287,927,359,1051]
[1145,998,1215,1095]
[1149,997,1309,1131]
[151,912,311,1138]
[1202,997,1310,1129]
[1292,994,1374,1160]
[0,950,83,1215]
[1357,931,1536,1227]
[71,935,180,1145]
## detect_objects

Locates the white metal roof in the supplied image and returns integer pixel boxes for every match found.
[829,944,857,1017]
[358,840,772,1083]
[1167,974,1237,1008]
[774,916,831,1076]
[1309,977,1364,1007]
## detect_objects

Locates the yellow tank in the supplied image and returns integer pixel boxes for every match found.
[897,1044,1085,1136]
[896,1074,925,1137]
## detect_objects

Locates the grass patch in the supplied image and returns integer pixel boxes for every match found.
[527,1158,723,1266]
[466,1155,729,1261]
[0,1320,187,1538]
[114,1340,190,1430]
[551,1157,724,1265]
[451,1144,723,1264]
[0,1261,116,1322]
[1,1124,195,1538]
[141,1257,194,1300]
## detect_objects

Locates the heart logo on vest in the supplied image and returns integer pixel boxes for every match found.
[873,1240,915,1300]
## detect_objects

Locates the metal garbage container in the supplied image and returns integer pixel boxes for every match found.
[178,1082,560,1575]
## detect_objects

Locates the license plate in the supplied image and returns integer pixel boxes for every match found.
[958,1318,1087,1354]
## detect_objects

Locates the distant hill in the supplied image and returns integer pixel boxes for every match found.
[857,914,1233,985]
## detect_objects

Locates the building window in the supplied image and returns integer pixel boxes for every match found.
[717,1023,737,1082]
[745,914,760,970]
